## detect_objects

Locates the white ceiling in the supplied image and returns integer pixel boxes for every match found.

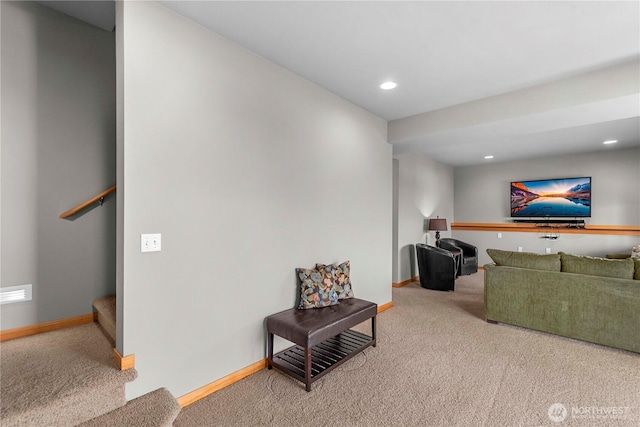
[41,1,640,166]
[38,1,115,32]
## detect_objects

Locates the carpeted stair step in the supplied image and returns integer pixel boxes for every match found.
[0,323,137,426]
[77,387,181,427]
[93,296,116,344]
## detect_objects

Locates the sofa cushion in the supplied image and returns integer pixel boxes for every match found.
[486,249,560,271]
[560,254,634,279]
[634,259,640,280]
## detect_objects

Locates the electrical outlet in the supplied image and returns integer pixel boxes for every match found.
[517,246,523,252]
[141,233,161,252]
[497,233,502,239]
[545,248,551,254]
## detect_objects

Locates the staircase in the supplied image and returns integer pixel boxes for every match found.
[77,387,180,427]
[93,296,116,344]
[0,297,181,426]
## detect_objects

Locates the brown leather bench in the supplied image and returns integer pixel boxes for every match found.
[266,298,377,391]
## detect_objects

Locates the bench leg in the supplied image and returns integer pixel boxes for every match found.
[267,333,274,369]
[372,316,377,347]
[305,347,312,392]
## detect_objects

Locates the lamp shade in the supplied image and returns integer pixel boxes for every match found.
[428,218,448,231]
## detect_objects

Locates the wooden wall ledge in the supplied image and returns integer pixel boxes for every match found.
[451,223,640,236]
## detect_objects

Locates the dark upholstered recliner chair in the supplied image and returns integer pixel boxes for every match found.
[415,244,456,291]
[439,238,478,276]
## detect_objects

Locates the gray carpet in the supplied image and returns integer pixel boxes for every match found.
[1,322,137,426]
[174,272,640,426]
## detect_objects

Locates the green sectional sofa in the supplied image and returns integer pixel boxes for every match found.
[484,249,640,353]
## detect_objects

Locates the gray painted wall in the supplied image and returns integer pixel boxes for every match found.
[453,147,640,265]
[1,2,116,329]
[118,2,392,399]
[393,153,454,283]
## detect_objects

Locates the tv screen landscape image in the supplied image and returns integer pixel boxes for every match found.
[511,177,591,218]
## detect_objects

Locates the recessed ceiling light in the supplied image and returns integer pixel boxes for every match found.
[380,81,397,90]
[603,140,618,145]
[484,155,494,159]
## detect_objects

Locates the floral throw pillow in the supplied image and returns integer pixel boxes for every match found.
[316,260,354,300]
[296,268,339,309]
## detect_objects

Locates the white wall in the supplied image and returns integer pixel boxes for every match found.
[393,153,454,283]
[118,1,392,399]
[1,2,116,329]
[453,147,640,265]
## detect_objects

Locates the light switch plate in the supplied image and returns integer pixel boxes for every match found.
[141,233,161,252]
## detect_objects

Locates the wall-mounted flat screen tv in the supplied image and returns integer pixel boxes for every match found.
[511,177,591,218]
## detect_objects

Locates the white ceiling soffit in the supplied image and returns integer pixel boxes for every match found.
[393,109,640,167]
[389,60,640,165]
[38,1,115,32]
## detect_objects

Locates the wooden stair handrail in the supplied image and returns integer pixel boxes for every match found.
[59,185,116,219]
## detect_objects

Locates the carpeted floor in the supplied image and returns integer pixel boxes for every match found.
[174,272,640,426]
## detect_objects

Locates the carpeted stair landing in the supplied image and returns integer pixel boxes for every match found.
[1,297,182,427]
[1,322,137,426]
[78,387,181,427]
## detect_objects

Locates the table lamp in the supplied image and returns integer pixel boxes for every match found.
[428,217,448,247]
